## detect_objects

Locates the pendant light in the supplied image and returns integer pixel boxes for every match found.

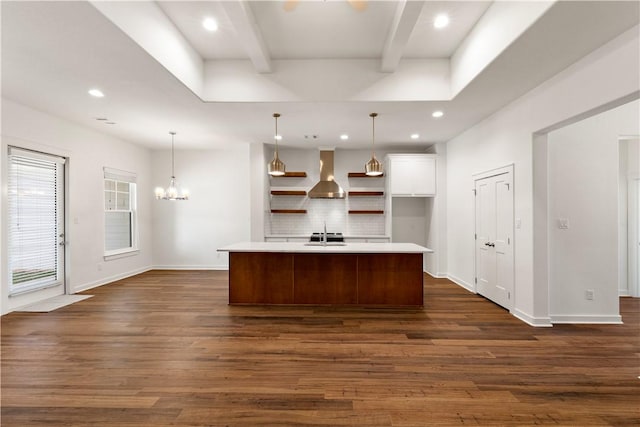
[154,131,189,200]
[268,113,286,176]
[365,112,383,176]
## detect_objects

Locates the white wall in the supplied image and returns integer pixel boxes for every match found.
[547,100,639,323]
[445,26,639,326]
[425,143,447,277]
[249,143,267,242]
[151,146,251,269]
[1,98,153,314]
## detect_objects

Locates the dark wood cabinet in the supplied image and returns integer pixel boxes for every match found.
[357,253,423,305]
[228,251,423,307]
[293,253,358,304]
[229,252,294,304]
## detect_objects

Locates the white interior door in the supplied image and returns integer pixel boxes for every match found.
[7,147,66,304]
[475,170,514,309]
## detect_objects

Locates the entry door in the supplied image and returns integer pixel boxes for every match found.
[7,147,66,300]
[475,170,514,309]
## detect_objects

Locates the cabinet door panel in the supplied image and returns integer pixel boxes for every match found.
[357,253,423,306]
[229,252,293,304]
[390,158,413,195]
[293,254,358,304]
[389,155,436,196]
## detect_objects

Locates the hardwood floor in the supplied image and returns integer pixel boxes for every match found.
[2,270,638,426]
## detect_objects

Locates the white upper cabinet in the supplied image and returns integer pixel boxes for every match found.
[386,154,436,197]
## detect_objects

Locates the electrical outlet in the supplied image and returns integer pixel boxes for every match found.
[558,218,569,229]
[585,290,594,300]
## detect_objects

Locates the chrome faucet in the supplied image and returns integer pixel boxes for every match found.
[322,221,327,246]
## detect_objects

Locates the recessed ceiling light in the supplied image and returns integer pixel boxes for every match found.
[88,89,104,98]
[410,134,419,140]
[202,17,218,32]
[434,14,450,29]
[432,110,444,118]
[340,134,349,140]
[95,117,108,121]
[105,121,116,125]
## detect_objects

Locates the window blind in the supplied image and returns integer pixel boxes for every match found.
[103,167,136,183]
[8,148,65,295]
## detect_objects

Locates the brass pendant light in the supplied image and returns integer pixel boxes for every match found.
[365,112,383,176]
[268,113,286,176]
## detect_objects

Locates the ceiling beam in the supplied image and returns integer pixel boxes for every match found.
[381,0,425,73]
[220,1,272,73]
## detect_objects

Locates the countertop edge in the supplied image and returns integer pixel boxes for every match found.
[218,242,433,254]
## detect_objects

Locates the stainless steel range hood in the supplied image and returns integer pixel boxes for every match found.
[308,150,345,199]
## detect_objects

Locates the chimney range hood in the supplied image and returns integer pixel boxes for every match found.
[308,150,345,199]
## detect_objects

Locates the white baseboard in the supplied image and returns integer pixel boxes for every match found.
[72,266,153,293]
[618,289,631,297]
[447,274,475,293]
[550,314,623,324]
[152,265,228,271]
[424,270,447,279]
[513,309,553,327]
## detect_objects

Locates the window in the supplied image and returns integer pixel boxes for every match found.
[104,167,137,258]
[8,147,65,295]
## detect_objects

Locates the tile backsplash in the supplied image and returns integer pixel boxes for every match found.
[268,196,386,236]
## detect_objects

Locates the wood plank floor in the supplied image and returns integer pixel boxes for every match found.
[2,270,639,426]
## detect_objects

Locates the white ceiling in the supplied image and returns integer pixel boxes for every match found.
[157,1,492,60]
[1,1,639,150]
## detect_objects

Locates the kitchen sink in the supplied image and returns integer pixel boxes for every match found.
[304,242,347,246]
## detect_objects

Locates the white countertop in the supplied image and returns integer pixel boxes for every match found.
[264,234,391,239]
[218,241,432,254]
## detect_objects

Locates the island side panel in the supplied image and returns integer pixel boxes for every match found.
[293,253,358,304]
[357,253,424,306]
[229,252,294,304]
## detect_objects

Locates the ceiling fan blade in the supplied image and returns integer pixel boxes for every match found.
[348,0,367,12]
[283,0,299,12]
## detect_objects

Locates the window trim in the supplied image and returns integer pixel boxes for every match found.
[103,167,138,259]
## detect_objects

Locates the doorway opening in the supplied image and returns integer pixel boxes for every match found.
[618,137,639,297]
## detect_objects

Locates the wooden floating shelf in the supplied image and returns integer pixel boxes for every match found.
[348,191,384,197]
[270,209,307,214]
[348,172,385,178]
[348,210,384,215]
[272,172,307,177]
[270,190,307,196]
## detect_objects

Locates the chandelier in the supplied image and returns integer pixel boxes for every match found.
[154,131,189,200]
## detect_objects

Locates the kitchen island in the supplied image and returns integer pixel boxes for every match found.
[217,242,432,307]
